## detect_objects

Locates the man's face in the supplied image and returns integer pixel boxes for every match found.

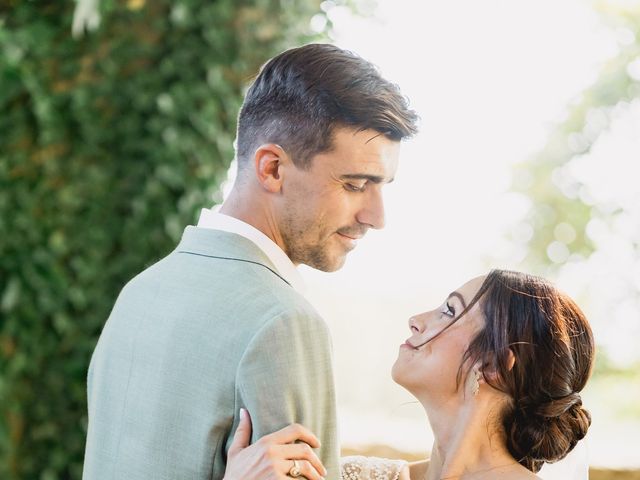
[277,127,400,272]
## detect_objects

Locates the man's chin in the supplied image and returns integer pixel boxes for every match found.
[304,252,347,273]
[321,258,346,273]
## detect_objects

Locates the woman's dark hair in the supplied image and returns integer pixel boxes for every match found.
[236,43,419,170]
[458,270,595,472]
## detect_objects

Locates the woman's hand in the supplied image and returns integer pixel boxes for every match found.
[223,409,328,480]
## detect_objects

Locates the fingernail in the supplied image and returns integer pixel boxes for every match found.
[240,408,247,419]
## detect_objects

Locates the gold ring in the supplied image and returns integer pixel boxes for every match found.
[288,459,302,478]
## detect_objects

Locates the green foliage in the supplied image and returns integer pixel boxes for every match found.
[512,1,640,274]
[0,1,331,478]
[510,1,640,383]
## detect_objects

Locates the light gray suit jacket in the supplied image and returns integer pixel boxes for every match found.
[83,226,339,479]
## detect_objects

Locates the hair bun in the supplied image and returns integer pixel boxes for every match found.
[473,270,596,473]
[506,396,591,472]
[535,392,582,417]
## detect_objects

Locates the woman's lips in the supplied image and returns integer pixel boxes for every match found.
[401,339,417,349]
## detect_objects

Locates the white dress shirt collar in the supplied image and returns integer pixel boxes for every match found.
[196,207,306,294]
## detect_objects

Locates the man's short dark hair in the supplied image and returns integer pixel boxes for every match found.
[236,43,419,170]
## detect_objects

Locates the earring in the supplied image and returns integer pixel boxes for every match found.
[471,369,481,396]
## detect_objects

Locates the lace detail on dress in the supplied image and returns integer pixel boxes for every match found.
[340,455,407,480]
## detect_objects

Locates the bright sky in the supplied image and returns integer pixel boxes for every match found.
[307,0,618,293]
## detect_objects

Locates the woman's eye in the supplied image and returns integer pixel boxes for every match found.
[441,302,455,317]
[345,182,366,192]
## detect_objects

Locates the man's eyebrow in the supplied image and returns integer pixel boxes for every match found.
[339,174,394,184]
[448,291,468,310]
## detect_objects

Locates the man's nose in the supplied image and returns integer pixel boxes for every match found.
[356,188,385,230]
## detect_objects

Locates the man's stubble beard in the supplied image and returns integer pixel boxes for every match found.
[279,213,345,273]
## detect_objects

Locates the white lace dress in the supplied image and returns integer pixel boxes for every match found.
[340,455,408,480]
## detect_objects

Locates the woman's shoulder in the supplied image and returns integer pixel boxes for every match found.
[408,459,429,480]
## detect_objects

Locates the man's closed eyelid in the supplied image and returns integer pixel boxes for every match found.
[345,182,366,192]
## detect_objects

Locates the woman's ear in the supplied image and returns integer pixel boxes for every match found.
[482,348,516,384]
[506,347,516,371]
[472,361,484,382]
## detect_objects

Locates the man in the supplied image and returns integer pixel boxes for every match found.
[83,43,418,480]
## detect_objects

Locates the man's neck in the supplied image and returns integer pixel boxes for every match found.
[219,189,288,259]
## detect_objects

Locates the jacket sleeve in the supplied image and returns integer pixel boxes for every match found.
[233,306,340,479]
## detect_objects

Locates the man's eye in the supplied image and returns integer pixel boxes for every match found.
[345,183,366,192]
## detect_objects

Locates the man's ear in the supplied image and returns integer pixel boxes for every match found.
[254,144,286,193]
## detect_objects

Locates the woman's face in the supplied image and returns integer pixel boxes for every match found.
[392,276,486,401]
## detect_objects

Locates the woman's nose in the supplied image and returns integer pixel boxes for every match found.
[408,315,423,334]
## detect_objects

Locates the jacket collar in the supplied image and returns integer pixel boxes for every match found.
[176,226,293,287]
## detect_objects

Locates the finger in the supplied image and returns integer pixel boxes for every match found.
[265,423,320,448]
[278,459,324,480]
[295,459,325,480]
[227,408,252,455]
[278,443,326,477]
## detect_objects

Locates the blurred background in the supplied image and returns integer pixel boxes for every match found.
[1,0,638,479]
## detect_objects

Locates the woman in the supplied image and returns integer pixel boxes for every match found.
[224,270,595,479]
